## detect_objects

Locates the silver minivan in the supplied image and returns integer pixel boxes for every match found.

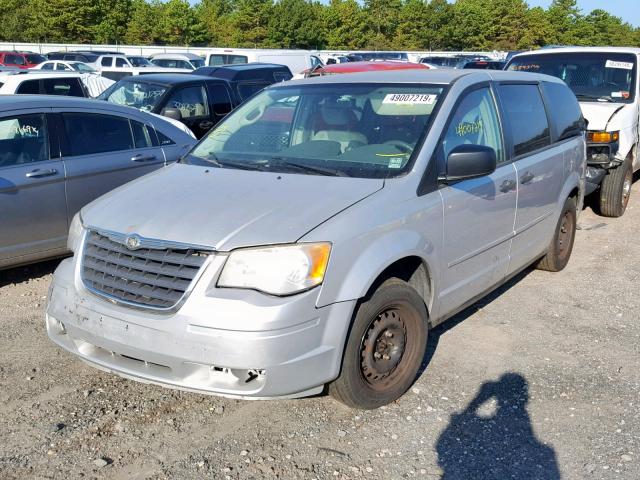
[46,70,586,408]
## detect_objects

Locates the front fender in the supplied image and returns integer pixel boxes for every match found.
[316,228,438,310]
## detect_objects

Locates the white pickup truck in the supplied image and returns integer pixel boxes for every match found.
[507,47,639,217]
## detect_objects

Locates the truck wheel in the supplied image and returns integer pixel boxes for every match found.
[537,196,576,272]
[329,278,428,409]
[599,159,632,217]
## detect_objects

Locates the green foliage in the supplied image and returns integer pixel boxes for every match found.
[0,0,638,50]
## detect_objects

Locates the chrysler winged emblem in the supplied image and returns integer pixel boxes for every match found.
[125,234,142,250]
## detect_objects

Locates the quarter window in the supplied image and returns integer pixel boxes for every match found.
[498,84,551,157]
[155,130,175,146]
[0,114,49,167]
[62,113,134,156]
[442,87,504,164]
[165,86,208,119]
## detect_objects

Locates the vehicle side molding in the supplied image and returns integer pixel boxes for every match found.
[444,144,497,182]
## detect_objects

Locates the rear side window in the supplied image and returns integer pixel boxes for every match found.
[0,114,49,167]
[62,113,134,156]
[42,78,85,97]
[165,85,209,118]
[498,84,551,157]
[16,80,40,94]
[208,54,248,66]
[541,81,584,141]
[6,54,25,65]
[207,83,233,115]
[101,57,112,67]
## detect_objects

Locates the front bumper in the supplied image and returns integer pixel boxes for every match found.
[45,256,356,399]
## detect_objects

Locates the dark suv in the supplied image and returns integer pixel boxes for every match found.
[98,74,238,138]
[193,63,292,102]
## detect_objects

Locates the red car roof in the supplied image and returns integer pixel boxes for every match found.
[306,61,429,76]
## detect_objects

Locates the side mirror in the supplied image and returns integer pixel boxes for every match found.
[446,144,497,182]
[162,107,182,121]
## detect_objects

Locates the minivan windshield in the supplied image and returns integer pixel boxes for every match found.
[507,52,637,103]
[185,84,445,178]
[99,80,167,111]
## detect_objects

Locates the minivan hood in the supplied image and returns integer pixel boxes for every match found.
[81,163,383,251]
[580,102,626,131]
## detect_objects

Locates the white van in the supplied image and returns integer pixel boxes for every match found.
[507,47,640,217]
[204,49,323,74]
[92,54,191,81]
[150,53,205,71]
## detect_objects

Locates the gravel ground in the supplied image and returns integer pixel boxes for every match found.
[1,185,639,480]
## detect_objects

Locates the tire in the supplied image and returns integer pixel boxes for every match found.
[537,196,577,272]
[599,159,632,218]
[329,278,428,409]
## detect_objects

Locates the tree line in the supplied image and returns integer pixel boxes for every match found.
[0,0,638,51]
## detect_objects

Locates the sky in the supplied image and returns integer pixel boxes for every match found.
[527,0,639,27]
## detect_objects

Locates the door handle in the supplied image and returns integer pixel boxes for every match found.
[499,179,516,193]
[25,168,57,178]
[520,171,535,184]
[131,154,157,162]
[198,121,214,130]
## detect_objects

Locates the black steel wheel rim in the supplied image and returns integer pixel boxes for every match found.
[360,306,408,389]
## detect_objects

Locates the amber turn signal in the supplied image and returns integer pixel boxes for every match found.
[587,131,619,143]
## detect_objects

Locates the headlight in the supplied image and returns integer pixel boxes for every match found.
[67,212,85,253]
[217,243,331,296]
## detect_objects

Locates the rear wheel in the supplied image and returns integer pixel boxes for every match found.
[599,159,632,218]
[330,278,428,409]
[537,196,576,272]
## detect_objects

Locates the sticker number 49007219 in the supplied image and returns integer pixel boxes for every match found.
[383,93,437,105]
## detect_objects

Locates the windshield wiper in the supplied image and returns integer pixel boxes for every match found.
[268,157,348,177]
[184,153,269,171]
[575,93,614,103]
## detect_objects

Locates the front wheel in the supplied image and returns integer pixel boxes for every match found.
[329,278,428,409]
[599,159,632,217]
[536,196,577,272]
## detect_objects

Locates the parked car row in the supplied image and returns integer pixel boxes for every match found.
[0,46,638,410]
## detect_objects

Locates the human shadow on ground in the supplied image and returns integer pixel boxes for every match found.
[436,372,561,480]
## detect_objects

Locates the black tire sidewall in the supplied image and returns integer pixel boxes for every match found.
[335,279,428,409]
[600,160,632,217]
[551,196,577,270]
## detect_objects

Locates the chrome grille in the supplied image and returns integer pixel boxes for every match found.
[81,230,210,310]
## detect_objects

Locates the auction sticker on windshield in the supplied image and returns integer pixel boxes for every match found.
[383,94,437,104]
[605,60,634,70]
